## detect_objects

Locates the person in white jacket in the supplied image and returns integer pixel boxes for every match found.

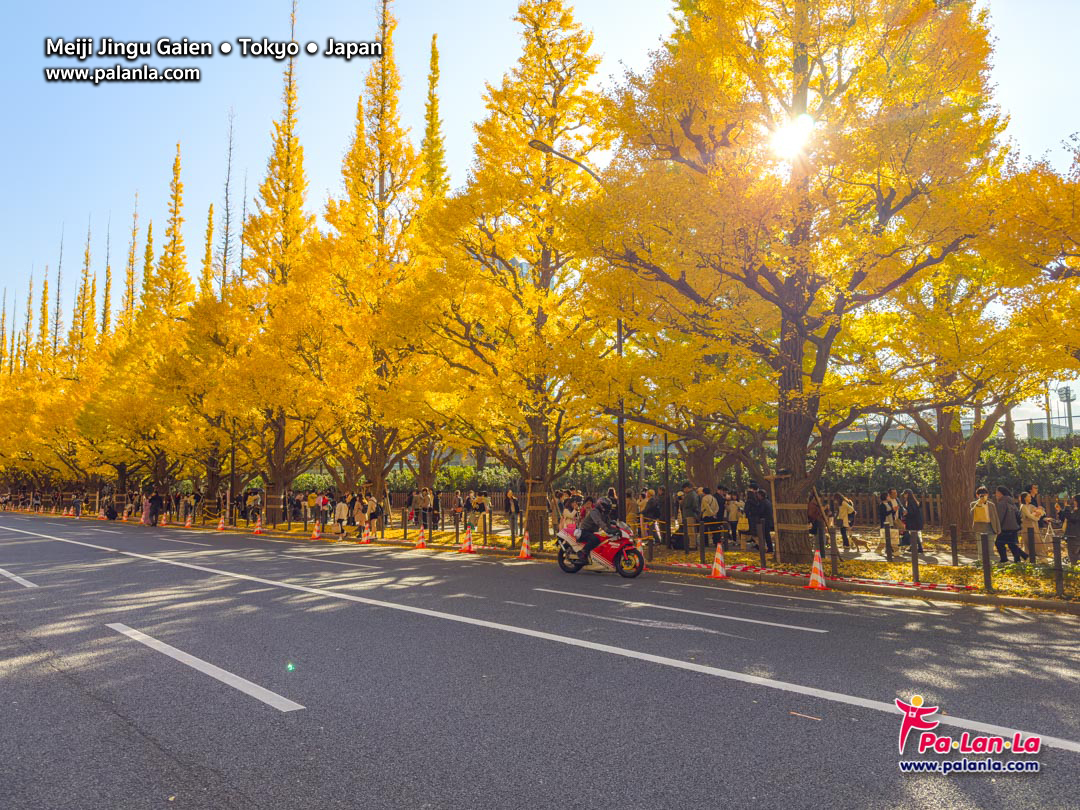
[334,497,349,539]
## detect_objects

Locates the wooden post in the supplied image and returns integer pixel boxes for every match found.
[884,526,893,562]
[949,524,959,566]
[1052,533,1065,599]
[756,523,767,568]
[910,534,920,584]
[828,524,839,578]
[980,533,993,592]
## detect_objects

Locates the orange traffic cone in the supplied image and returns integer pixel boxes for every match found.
[708,545,728,579]
[414,528,427,549]
[310,523,321,541]
[64,506,71,517]
[121,510,127,523]
[160,512,168,527]
[458,527,475,553]
[360,526,372,544]
[184,514,192,529]
[518,530,532,560]
[805,549,829,590]
[253,515,263,535]
[98,509,106,521]
[217,514,225,531]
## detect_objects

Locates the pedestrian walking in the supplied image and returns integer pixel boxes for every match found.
[701,487,720,548]
[725,492,743,549]
[831,492,858,550]
[334,496,349,539]
[993,486,1027,563]
[970,486,1000,551]
[1061,495,1080,563]
[505,489,521,537]
[900,489,925,553]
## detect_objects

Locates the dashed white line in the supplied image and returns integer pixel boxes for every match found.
[106,623,303,712]
[87,528,121,535]
[0,566,38,588]
[156,538,211,547]
[279,554,376,569]
[8,524,1080,755]
[534,588,828,634]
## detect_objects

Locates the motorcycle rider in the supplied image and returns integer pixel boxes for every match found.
[577,496,617,564]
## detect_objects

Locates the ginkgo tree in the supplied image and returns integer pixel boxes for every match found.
[589,0,1031,560]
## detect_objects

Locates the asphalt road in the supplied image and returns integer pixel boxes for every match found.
[1,513,1077,810]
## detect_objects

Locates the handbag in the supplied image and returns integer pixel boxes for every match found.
[737,516,749,531]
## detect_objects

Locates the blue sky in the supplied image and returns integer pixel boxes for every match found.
[3,0,1078,424]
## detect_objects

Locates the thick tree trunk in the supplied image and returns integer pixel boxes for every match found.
[774,320,817,564]
[524,418,552,549]
[936,446,978,545]
[416,439,436,490]
[685,442,720,489]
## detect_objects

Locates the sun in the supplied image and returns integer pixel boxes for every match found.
[771,113,815,160]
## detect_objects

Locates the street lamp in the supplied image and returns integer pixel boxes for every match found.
[527,138,625,519]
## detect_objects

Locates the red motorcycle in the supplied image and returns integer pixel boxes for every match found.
[556,520,645,578]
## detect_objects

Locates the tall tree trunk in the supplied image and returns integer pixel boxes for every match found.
[774,320,817,563]
[524,417,551,549]
[685,441,720,489]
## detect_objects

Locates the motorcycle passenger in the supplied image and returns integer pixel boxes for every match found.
[577,496,617,564]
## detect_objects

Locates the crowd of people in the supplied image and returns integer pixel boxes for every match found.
[552,483,781,554]
[4,479,1079,564]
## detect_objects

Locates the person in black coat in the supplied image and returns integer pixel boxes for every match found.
[900,489,924,553]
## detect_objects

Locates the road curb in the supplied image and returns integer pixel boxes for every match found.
[20,513,1080,614]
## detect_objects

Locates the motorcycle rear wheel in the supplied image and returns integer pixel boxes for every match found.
[614,548,645,578]
[557,546,585,573]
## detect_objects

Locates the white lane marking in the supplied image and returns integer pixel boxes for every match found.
[88,528,121,535]
[0,566,38,588]
[658,580,941,613]
[504,601,537,607]
[156,538,211,547]
[557,609,751,639]
[533,588,827,634]
[9,525,1080,755]
[279,554,376,570]
[106,623,303,712]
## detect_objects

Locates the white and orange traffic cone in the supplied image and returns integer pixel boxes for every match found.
[121,510,127,523]
[805,549,829,590]
[414,528,427,549]
[184,513,192,529]
[517,530,532,560]
[217,514,226,531]
[160,512,168,527]
[708,545,728,580]
[360,526,372,545]
[458,527,475,553]
[310,523,321,542]
[253,515,263,535]
[98,509,106,521]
